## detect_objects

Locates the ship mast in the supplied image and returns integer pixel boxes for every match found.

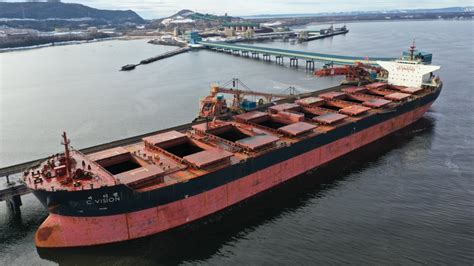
[409,39,416,60]
[61,132,72,179]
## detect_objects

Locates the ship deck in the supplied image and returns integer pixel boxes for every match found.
[23,81,438,193]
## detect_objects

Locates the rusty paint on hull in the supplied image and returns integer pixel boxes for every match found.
[35,101,433,248]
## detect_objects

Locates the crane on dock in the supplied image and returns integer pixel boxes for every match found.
[197,78,296,120]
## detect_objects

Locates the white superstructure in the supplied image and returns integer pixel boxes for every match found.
[377,59,440,88]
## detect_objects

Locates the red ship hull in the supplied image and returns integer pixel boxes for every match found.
[36,100,434,248]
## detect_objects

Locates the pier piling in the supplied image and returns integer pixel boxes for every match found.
[1,175,31,216]
[6,195,22,215]
[290,58,298,67]
[276,55,284,65]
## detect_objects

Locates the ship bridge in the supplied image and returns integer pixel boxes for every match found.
[199,41,397,66]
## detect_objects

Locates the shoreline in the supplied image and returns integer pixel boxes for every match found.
[302,18,471,27]
[261,17,472,29]
[0,18,469,54]
[0,36,125,53]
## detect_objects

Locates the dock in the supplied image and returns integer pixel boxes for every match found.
[0,175,30,215]
[199,41,396,68]
[298,29,349,42]
[212,25,348,43]
[244,28,349,43]
[140,47,190,64]
[121,46,190,71]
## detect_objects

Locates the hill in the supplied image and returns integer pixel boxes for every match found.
[0,2,145,30]
[154,9,233,31]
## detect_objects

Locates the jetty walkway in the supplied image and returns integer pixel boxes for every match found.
[121,46,190,71]
[200,41,396,68]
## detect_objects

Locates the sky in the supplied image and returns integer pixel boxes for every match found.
[11,0,474,19]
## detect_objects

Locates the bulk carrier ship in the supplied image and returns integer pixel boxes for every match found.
[24,45,442,248]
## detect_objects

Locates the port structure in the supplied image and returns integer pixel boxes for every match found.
[200,41,396,69]
[121,47,190,71]
[0,175,30,216]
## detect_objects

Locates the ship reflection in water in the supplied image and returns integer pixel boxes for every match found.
[37,117,435,265]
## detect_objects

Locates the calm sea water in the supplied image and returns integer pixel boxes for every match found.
[0,20,473,265]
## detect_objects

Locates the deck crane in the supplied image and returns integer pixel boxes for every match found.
[314,62,385,84]
[197,78,296,120]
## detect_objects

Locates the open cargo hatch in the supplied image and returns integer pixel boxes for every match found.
[91,147,141,175]
[143,130,233,169]
[89,147,164,188]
